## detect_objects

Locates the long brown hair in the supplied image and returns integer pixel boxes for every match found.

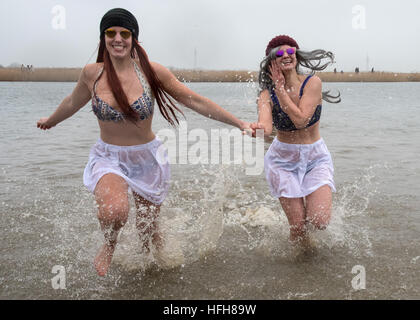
[95,34,183,125]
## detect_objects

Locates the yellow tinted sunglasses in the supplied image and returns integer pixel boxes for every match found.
[104,28,132,40]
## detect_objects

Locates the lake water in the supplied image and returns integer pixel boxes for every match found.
[0,81,419,299]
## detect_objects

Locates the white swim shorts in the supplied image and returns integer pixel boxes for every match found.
[83,138,170,205]
[264,137,336,198]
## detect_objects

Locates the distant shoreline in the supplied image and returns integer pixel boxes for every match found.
[1,68,419,82]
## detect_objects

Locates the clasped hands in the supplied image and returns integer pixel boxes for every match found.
[241,121,266,138]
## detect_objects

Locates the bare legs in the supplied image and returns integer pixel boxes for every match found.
[279,185,332,245]
[94,174,129,276]
[305,185,332,230]
[93,174,161,276]
[279,197,307,244]
[133,193,162,254]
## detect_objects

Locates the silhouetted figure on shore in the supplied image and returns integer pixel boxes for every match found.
[371,67,374,73]
[21,64,34,72]
[21,64,30,72]
[334,68,337,73]
[355,67,359,73]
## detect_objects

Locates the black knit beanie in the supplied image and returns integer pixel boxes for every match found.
[100,8,139,40]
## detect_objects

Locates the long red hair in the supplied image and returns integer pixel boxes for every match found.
[95,34,183,125]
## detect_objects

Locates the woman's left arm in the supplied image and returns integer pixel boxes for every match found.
[152,62,249,131]
[275,76,322,129]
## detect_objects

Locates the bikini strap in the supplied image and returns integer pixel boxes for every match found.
[299,74,313,98]
[92,62,153,100]
[269,87,280,107]
[92,66,104,97]
[133,61,152,99]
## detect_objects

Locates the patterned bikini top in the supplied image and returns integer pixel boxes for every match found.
[92,61,154,122]
[270,75,322,131]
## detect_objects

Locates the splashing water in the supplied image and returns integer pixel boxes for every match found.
[220,164,383,260]
[112,164,235,272]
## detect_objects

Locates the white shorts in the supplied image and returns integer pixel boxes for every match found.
[264,137,336,198]
[83,138,170,205]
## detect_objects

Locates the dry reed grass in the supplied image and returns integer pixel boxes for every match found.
[318,71,420,82]
[1,68,419,82]
[0,68,81,82]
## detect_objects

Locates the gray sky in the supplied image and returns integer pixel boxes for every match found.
[1,0,419,72]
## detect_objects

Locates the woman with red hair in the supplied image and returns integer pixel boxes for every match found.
[252,35,340,246]
[37,8,252,276]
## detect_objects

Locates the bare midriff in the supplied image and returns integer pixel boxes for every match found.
[97,117,156,146]
[276,121,321,144]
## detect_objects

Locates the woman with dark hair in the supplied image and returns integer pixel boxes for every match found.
[251,35,340,246]
[37,8,253,276]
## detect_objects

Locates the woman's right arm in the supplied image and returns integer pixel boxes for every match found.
[251,89,273,137]
[37,65,93,130]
